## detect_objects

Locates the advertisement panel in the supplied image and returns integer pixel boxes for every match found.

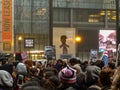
[2,0,12,51]
[53,28,76,59]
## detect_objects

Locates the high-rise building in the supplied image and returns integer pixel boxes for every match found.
[0,0,119,60]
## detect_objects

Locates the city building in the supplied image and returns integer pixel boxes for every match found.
[0,0,119,60]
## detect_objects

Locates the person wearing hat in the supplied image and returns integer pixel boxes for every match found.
[0,70,13,90]
[58,65,77,90]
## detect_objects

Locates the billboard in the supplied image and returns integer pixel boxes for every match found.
[99,30,116,58]
[53,28,76,59]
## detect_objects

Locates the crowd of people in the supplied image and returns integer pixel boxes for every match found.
[0,57,119,90]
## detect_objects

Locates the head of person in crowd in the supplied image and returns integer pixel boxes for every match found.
[24,60,33,70]
[108,62,116,70]
[58,65,77,84]
[69,58,79,66]
[30,67,39,77]
[111,66,120,90]
[98,68,113,90]
[16,61,27,75]
[94,60,104,69]
[69,58,82,74]
[61,59,67,67]
[0,62,14,75]
[54,59,64,71]
[76,73,87,90]
[21,76,45,90]
[0,70,13,90]
[85,65,101,87]
[42,76,62,90]
[80,61,89,72]
[42,67,58,80]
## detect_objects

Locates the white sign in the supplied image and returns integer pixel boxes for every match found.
[90,49,98,62]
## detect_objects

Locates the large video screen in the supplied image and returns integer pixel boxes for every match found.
[99,30,116,53]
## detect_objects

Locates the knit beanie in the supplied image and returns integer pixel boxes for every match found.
[0,70,13,87]
[59,66,76,84]
[16,62,27,75]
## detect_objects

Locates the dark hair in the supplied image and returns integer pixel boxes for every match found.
[94,60,104,69]
[41,76,61,90]
[69,58,79,65]
[108,62,115,69]
[116,77,120,89]
[99,69,112,86]
[30,67,38,76]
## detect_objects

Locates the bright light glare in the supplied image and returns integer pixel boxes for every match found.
[18,36,22,41]
[75,36,81,42]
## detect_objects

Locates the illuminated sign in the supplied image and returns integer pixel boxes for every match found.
[24,38,34,48]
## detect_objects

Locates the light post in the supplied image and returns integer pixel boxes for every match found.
[75,36,82,57]
[116,0,120,67]
[49,0,53,46]
[18,36,22,52]
[116,0,120,46]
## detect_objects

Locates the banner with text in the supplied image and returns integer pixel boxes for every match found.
[2,0,12,51]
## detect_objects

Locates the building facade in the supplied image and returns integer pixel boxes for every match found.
[53,0,117,59]
[0,0,119,60]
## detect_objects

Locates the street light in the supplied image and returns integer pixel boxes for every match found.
[18,36,22,52]
[75,36,82,57]
[116,0,120,46]
[75,36,82,42]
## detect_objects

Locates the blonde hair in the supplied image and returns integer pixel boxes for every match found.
[111,67,120,90]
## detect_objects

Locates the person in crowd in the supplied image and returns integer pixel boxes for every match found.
[94,60,104,69]
[102,50,109,67]
[16,61,27,76]
[69,58,82,74]
[76,73,87,90]
[85,64,101,87]
[0,60,14,75]
[98,68,113,90]
[41,76,62,90]
[111,66,120,90]
[0,70,13,90]
[0,59,17,90]
[108,62,116,70]
[58,65,77,90]
[15,60,33,89]
[80,61,89,72]
[42,67,58,80]
[24,60,33,75]
[20,67,44,90]
[54,59,64,71]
